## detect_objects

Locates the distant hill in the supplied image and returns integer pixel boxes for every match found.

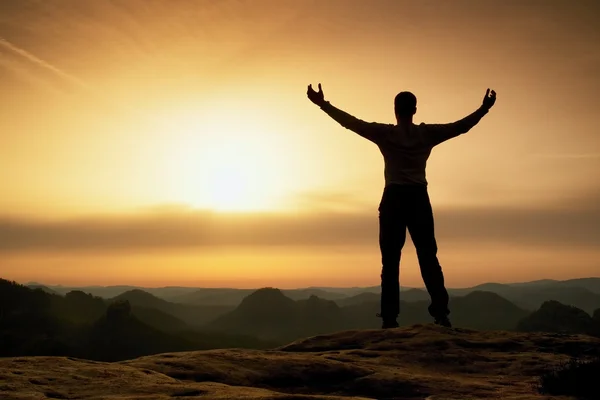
[6,274,600,375]
[57,290,107,324]
[450,284,600,314]
[168,288,257,306]
[170,287,347,306]
[209,288,533,341]
[130,305,190,333]
[143,287,209,300]
[28,277,600,306]
[296,295,346,335]
[505,279,559,288]
[307,285,418,296]
[184,276,600,309]
[400,288,431,302]
[209,288,353,342]
[335,291,379,307]
[22,287,194,334]
[111,289,234,326]
[335,289,429,307]
[0,279,277,360]
[523,278,600,294]
[303,285,381,296]
[26,284,58,295]
[440,281,600,314]
[447,283,515,298]
[83,300,194,361]
[0,279,74,357]
[112,289,177,310]
[282,288,347,301]
[449,291,531,331]
[25,284,203,300]
[516,300,600,336]
[209,288,299,341]
[449,278,600,295]
[48,285,140,298]
[508,286,600,314]
[339,292,529,332]
[340,300,430,329]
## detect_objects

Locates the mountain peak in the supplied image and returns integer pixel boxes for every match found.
[517,300,597,335]
[237,287,295,311]
[462,290,513,303]
[115,289,161,301]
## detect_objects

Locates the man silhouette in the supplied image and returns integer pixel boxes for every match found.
[307,84,496,328]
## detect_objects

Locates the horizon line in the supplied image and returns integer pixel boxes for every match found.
[16,276,600,291]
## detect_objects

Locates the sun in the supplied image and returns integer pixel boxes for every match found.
[204,165,255,211]
[199,139,283,212]
[162,103,291,212]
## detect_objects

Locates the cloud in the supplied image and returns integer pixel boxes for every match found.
[0,37,89,90]
[532,153,600,160]
[0,36,136,117]
[290,190,372,211]
[1,190,599,253]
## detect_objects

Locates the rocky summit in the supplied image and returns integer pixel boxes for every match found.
[2,324,599,399]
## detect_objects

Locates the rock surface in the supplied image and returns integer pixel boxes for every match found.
[2,324,599,399]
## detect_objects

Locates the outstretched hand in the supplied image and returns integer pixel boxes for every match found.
[307,83,325,106]
[482,88,497,111]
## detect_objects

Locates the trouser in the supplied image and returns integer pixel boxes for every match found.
[378,184,450,319]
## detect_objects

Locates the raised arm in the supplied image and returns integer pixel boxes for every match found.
[307,83,385,144]
[425,89,497,147]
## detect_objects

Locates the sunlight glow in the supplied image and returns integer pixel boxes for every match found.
[160,101,290,212]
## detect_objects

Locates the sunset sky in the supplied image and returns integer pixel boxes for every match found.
[1,0,599,288]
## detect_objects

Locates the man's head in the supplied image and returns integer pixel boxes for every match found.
[394,91,417,120]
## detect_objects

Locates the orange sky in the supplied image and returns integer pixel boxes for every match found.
[1,0,599,288]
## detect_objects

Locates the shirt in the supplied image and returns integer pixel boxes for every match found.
[320,101,488,186]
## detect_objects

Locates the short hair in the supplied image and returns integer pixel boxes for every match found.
[394,91,417,117]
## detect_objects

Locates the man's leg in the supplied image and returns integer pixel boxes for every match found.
[378,186,407,328]
[406,188,450,325]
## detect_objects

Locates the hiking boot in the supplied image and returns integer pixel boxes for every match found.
[382,319,399,329]
[434,316,452,328]
[376,313,399,329]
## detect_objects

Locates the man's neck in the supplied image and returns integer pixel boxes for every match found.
[396,116,413,126]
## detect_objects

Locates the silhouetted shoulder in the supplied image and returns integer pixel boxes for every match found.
[419,108,489,147]
[346,120,393,145]
[377,123,432,149]
[319,102,392,145]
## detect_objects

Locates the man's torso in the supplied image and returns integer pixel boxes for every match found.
[376,123,433,186]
